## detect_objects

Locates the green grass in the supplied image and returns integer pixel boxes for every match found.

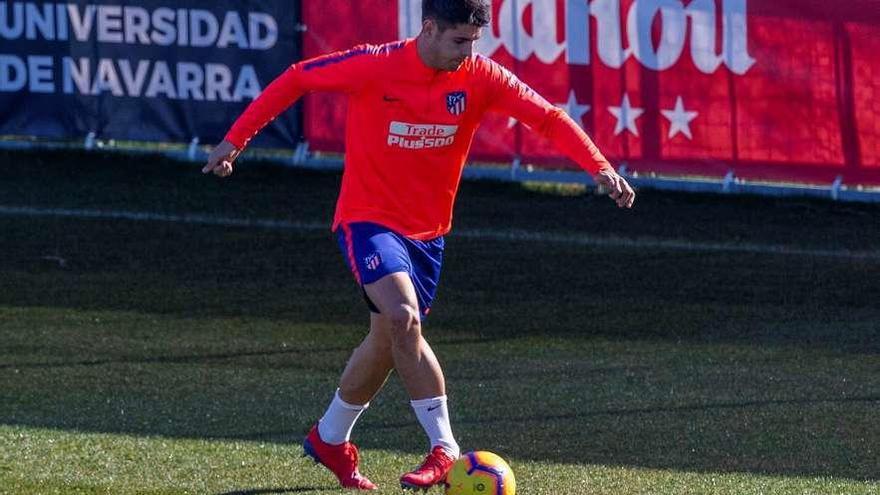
[2,426,875,495]
[1,149,879,493]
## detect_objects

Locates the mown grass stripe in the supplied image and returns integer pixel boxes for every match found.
[2,204,878,260]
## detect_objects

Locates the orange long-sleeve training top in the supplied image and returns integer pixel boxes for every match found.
[226,38,612,240]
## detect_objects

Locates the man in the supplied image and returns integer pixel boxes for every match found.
[203,0,635,490]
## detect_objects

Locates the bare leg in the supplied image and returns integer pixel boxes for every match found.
[337,314,396,405]
[363,272,445,400]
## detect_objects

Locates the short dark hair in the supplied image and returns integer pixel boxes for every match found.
[422,0,491,30]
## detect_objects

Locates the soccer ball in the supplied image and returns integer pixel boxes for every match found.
[444,451,516,495]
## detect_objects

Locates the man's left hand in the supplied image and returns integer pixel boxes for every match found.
[594,168,636,209]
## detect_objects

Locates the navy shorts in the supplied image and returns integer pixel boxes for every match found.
[336,222,444,319]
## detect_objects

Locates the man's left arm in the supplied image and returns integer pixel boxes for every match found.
[481,60,635,208]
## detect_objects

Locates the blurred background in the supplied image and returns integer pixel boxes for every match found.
[2,0,880,198]
[1,2,878,494]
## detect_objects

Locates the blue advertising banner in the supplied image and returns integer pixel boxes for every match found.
[0,1,301,147]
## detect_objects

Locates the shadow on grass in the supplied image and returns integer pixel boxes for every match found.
[216,488,323,495]
[2,155,879,484]
[208,394,880,447]
[370,395,880,429]
[0,347,352,370]
[3,215,879,352]
[0,336,496,371]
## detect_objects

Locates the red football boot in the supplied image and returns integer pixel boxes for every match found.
[400,446,457,490]
[302,424,377,490]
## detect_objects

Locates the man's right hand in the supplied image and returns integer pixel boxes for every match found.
[202,140,241,178]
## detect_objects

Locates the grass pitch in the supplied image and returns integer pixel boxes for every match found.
[0,149,878,494]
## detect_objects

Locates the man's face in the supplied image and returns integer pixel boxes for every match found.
[422,20,482,71]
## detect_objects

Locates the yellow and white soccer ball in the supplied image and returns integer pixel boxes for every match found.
[445,451,516,495]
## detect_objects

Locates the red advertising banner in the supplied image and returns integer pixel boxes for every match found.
[301,0,880,186]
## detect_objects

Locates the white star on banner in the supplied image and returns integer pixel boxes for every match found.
[555,89,591,129]
[608,94,644,136]
[661,96,699,140]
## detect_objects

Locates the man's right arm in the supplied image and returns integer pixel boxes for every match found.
[224,45,378,150]
[203,44,378,176]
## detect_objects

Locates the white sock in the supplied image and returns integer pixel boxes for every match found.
[411,395,460,459]
[317,389,368,445]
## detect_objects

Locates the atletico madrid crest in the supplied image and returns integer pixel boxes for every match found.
[364,252,382,271]
[446,91,466,116]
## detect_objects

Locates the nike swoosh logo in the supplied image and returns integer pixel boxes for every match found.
[427,405,441,412]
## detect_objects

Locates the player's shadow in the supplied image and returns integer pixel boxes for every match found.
[216,488,322,495]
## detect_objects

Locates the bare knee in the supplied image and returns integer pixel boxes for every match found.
[386,304,421,347]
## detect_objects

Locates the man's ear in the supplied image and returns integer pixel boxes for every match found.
[421,18,437,38]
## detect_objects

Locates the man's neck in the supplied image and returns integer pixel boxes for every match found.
[415,35,439,71]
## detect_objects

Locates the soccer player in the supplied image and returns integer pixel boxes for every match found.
[203,0,635,490]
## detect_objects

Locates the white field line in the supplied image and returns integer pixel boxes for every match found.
[1,205,878,261]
